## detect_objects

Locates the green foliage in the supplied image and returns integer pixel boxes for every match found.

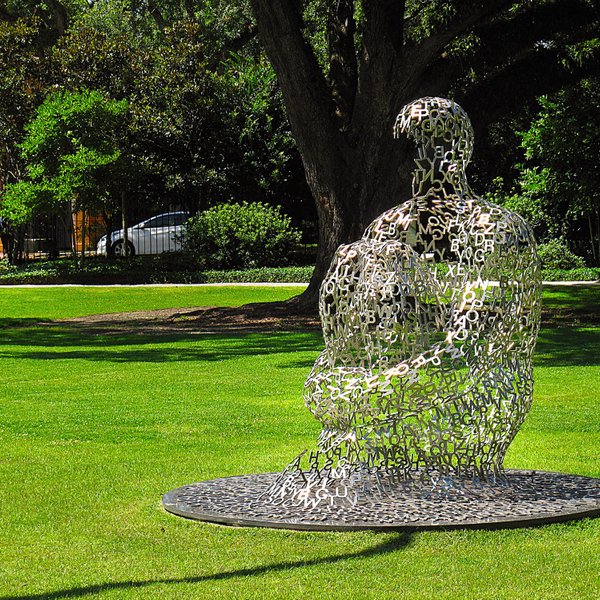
[3,89,130,222]
[518,79,600,261]
[184,201,302,269]
[541,267,600,282]
[486,78,600,266]
[69,0,152,45]
[201,265,312,283]
[404,0,459,44]
[226,52,296,194]
[0,254,313,284]
[0,180,42,225]
[128,21,239,211]
[1,6,307,233]
[0,257,15,274]
[51,25,135,98]
[486,172,553,237]
[0,17,48,184]
[537,238,586,270]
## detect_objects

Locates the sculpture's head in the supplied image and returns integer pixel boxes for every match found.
[394,97,474,177]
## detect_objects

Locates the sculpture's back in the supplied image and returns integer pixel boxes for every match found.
[267,97,541,507]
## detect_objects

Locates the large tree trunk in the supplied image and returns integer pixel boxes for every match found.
[249,1,418,309]
[293,137,415,307]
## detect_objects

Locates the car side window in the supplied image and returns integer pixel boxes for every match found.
[171,213,188,226]
[145,215,169,228]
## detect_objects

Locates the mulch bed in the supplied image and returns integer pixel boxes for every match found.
[48,300,597,336]
[54,302,321,335]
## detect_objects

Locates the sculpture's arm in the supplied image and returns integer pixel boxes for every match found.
[304,339,465,431]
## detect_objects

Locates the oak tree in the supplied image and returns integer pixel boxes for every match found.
[250,0,600,305]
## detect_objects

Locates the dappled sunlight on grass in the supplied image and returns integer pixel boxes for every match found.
[535,327,600,367]
[0,326,322,364]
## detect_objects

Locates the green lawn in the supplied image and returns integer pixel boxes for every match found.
[0,285,598,599]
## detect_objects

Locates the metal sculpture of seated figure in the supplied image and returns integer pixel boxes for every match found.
[265,97,541,508]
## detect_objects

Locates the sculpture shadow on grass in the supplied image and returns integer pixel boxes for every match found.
[3,532,412,600]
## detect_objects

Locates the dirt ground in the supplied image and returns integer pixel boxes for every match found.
[51,297,596,336]
[56,302,322,335]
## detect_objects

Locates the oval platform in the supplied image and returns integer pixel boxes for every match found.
[162,470,600,532]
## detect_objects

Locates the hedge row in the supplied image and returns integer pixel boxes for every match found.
[0,257,314,284]
[541,267,600,282]
[1,257,599,285]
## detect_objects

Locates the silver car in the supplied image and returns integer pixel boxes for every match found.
[96,212,189,256]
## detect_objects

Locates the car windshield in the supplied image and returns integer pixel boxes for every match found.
[171,213,188,226]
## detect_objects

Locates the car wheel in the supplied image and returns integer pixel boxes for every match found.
[111,240,135,257]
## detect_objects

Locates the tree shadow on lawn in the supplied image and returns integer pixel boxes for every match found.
[3,532,413,600]
[542,285,600,313]
[0,322,323,365]
[0,318,47,329]
[534,327,600,368]
[1,320,597,368]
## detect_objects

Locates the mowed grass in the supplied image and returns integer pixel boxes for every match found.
[0,285,598,599]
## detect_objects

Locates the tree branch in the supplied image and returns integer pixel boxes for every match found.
[362,0,405,58]
[249,0,344,170]
[461,47,600,128]
[46,0,68,37]
[0,10,18,22]
[421,0,598,99]
[327,0,358,130]
[467,0,597,75]
[182,0,195,21]
[147,0,167,32]
[225,20,258,55]
[406,0,513,72]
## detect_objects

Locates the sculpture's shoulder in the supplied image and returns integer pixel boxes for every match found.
[459,199,541,294]
[363,199,415,242]
[464,198,537,250]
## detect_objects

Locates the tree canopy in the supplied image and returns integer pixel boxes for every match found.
[0,0,598,288]
[490,77,600,263]
[2,89,130,225]
[0,1,310,261]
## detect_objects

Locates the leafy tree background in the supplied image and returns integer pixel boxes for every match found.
[0,0,598,283]
[2,89,132,260]
[0,0,311,260]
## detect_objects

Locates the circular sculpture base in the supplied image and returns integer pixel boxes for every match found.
[162,470,600,531]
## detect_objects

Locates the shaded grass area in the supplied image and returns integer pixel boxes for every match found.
[0,285,304,324]
[0,287,599,599]
[542,284,600,326]
[542,284,600,311]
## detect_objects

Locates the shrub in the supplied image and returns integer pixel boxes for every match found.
[184,202,302,269]
[541,267,600,282]
[0,258,15,274]
[537,238,586,270]
[200,266,313,283]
